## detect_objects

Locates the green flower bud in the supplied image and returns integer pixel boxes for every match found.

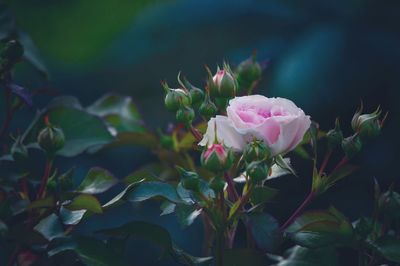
[243,140,271,163]
[201,144,233,172]
[246,161,268,183]
[162,82,191,112]
[207,64,237,98]
[37,124,65,156]
[11,136,28,162]
[209,176,226,193]
[236,54,262,92]
[176,167,201,192]
[176,106,195,126]
[341,135,362,159]
[199,94,217,120]
[326,118,343,149]
[351,104,384,141]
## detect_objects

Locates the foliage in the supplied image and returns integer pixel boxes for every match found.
[0,4,396,266]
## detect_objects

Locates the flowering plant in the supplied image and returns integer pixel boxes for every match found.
[0,30,396,266]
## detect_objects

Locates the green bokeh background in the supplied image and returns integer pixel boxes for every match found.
[3,0,400,264]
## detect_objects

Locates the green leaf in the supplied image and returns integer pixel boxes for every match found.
[286,207,353,248]
[275,155,297,177]
[87,93,146,134]
[75,237,127,266]
[175,204,202,228]
[123,163,162,184]
[97,221,210,265]
[34,213,64,241]
[65,194,103,214]
[223,249,269,266]
[127,181,183,203]
[59,207,87,225]
[102,183,136,209]
[106,132,159,149]
[369,236,400,263]
[273,245,338,266]
[25,106,114,157]
[247,213,281,252]
[250,186,279,206]
[28,196,55,210]
[76,167,118,194]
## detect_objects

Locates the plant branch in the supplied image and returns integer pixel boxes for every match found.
[224,173,239,202]
[36,158,53,199]
[318,149,332,176]
[189,125,203,142]
[280,191,316,231]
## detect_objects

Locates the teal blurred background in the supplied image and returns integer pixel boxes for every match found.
[5,0,400,264]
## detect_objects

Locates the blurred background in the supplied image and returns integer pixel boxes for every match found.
[4,0,400,264]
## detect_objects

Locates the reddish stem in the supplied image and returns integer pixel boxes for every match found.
[331,156,349,174]
[318,150,332,176]
[37,159,53,199]
[224,173,239,202]
[280,191,316,231]
[190,125,203,142]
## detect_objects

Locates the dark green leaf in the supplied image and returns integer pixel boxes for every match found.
[59,207,87,225]
[369,236,400,263]
[273,246,338,266]
[275,155,297,177]
[127,181,183,203]
[34,213,64,241]
[286,207,353,248]
[98,221,210,266]
[102,183,136,209]
[65,194,103,214]
[223,249,269,266]
[247,213,281,252]
[175,204,201,228]
[25,107,114,157]
[75,237,127,266]
[76,167,118,194]
[87,93,146,134]
[250,186,279,206]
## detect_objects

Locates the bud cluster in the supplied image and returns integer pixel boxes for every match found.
[243,140,271,183]
[162,55,264,128]
[325,104,386,159]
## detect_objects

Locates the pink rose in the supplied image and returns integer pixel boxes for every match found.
[199,95,311,155]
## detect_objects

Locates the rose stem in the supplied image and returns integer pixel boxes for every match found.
[318,149,332,176]
[189,125,203,142]
[36,158,53,199]
[280,191,316,231]
[224,173,239,202]
[330,156,349,174]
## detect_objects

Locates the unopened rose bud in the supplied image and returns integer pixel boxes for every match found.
[199,94,217,120]
[326,118,343,149]
[236,54,262,92]
[182,80,204,107]
[243,140,271,163]
[351,105,384,141]
[176,106,195,126]
[162,82,191,112]
[341,135,362,159]
[246,161,268,183]
[37,123,65,156]
[11,136,28,162]
[207,64,237,98]
[201,144,233,172]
